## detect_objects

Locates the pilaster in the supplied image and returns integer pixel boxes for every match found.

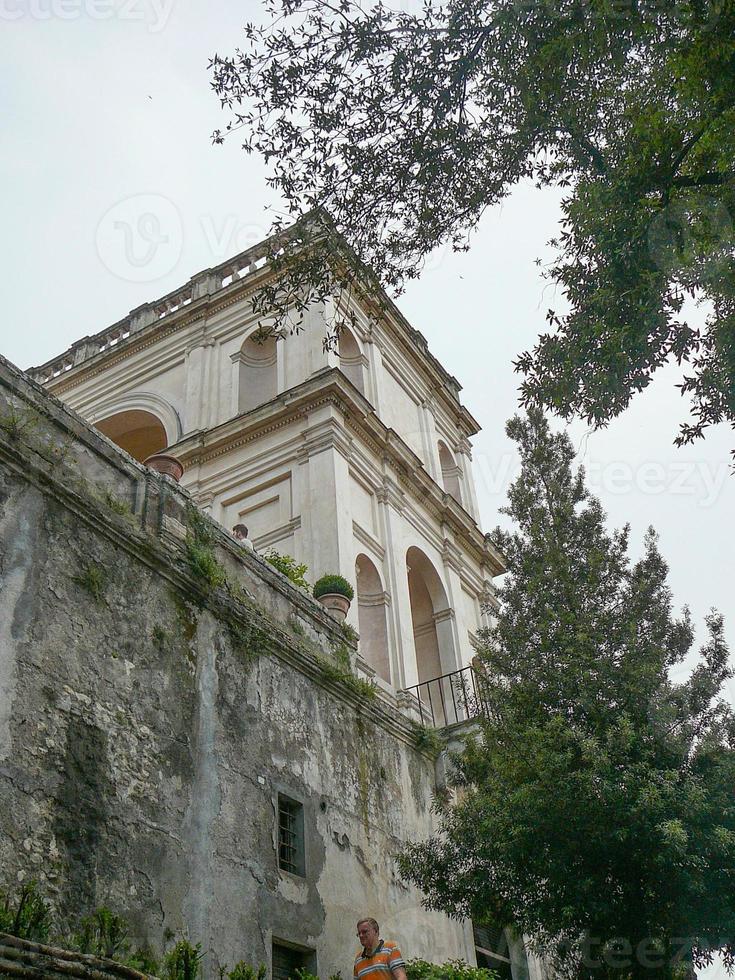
[441,536,469,669]
[364,325,385,417]
[457,434,480,520]
[297,412,354,580]
[184,337,215,434]
[376,477,415,689]
[276,334,286,395]
[420,396,439,480]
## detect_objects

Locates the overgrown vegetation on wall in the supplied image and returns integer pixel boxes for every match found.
[0,881,265,980]
[315,643,377,701]
[263,549,310,590]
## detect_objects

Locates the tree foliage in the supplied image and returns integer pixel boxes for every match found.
[397,409,735,977]
[210,0,735,447]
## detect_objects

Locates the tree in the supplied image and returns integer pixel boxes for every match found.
[396,409,735,978]
[209,0,735,450]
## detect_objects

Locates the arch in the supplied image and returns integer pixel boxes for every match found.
[355,553,390,683]
[338,326,366,395]
[238,330,278,413]
[95,409,167,463]
[88,391,181,448]
[406,546,457,691]
[438,440,463,504]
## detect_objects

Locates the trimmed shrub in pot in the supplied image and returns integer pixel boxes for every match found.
[313,574,354,621]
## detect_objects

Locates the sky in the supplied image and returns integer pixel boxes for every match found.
[1,6,733,692]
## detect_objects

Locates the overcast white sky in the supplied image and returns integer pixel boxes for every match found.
[1,0,733,711]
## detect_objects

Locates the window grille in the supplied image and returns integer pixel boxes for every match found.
[278,795,305,877]
[272,941,316,980]
[473,922,514,980]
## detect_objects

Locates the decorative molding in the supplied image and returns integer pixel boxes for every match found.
[86,389,183,445]
[441,539,465,575]
[357,591,391,609]
[352,520,385,561]
[253,516,302,551]
[375,478,406,514]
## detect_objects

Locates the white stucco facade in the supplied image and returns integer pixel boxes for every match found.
[30,243,504,706]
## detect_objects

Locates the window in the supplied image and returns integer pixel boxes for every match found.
[277,794,305,876]
[272,941,316,980]
[473,923,514,980]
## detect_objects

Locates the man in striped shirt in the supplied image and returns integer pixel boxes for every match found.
[354,918,408,980]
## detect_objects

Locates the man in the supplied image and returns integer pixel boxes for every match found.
[354,918,408,980]
[232,523,254,551]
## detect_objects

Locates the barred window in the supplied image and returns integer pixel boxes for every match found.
[272,941,316,980]
[473,923,514,980]
[278,794,305,877]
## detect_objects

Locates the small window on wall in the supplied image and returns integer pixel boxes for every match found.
[272,941,317,980]
[473,922,514,980]
[277,794,305,877]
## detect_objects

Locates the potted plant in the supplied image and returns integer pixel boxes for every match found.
[143,452,184,482]
[313,574,354,621]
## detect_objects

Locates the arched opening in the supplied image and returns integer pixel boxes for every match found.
[438,441,463,504]
[238,331,278,414]
[407,546,458,724]
[355,554,390,683]
[95,410,167,463]
[338,327,365,395]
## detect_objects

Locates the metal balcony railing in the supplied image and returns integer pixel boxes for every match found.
[403,665,488,729]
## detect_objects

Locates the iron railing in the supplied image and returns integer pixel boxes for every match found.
[403,665,488,728]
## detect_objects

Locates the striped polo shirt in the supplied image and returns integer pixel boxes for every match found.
[354,940,405,980]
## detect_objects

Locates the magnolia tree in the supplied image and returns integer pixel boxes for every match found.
[209,0,735,449]
[397,410,735,978]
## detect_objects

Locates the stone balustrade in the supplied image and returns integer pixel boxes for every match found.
[27,236,277,386]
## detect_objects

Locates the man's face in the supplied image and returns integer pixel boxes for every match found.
[357,921,379,950]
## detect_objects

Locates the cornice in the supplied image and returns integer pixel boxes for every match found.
[163,368,505,576]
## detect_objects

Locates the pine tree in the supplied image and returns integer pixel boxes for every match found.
[400,409,735,978]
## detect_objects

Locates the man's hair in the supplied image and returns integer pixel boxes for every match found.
[357,918,380,933]
[232,524,248,536]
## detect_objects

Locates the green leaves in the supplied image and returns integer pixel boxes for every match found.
[0,880,52,943]
[400,410,735,971]
[211,0,735,450]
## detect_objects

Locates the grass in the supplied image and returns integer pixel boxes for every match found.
[409,721,444,758]
[315,647,378,702]
[73,562,107,602]
[102,489,132,516]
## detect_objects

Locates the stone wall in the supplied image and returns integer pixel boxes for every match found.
[0,355,475,979]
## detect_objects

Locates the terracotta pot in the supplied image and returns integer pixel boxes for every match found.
[144,452,184,482]
[317,593,351,621]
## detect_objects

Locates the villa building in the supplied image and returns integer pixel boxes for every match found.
[29,232,504,705]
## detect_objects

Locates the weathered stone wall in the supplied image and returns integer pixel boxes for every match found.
[0,356,475,979]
